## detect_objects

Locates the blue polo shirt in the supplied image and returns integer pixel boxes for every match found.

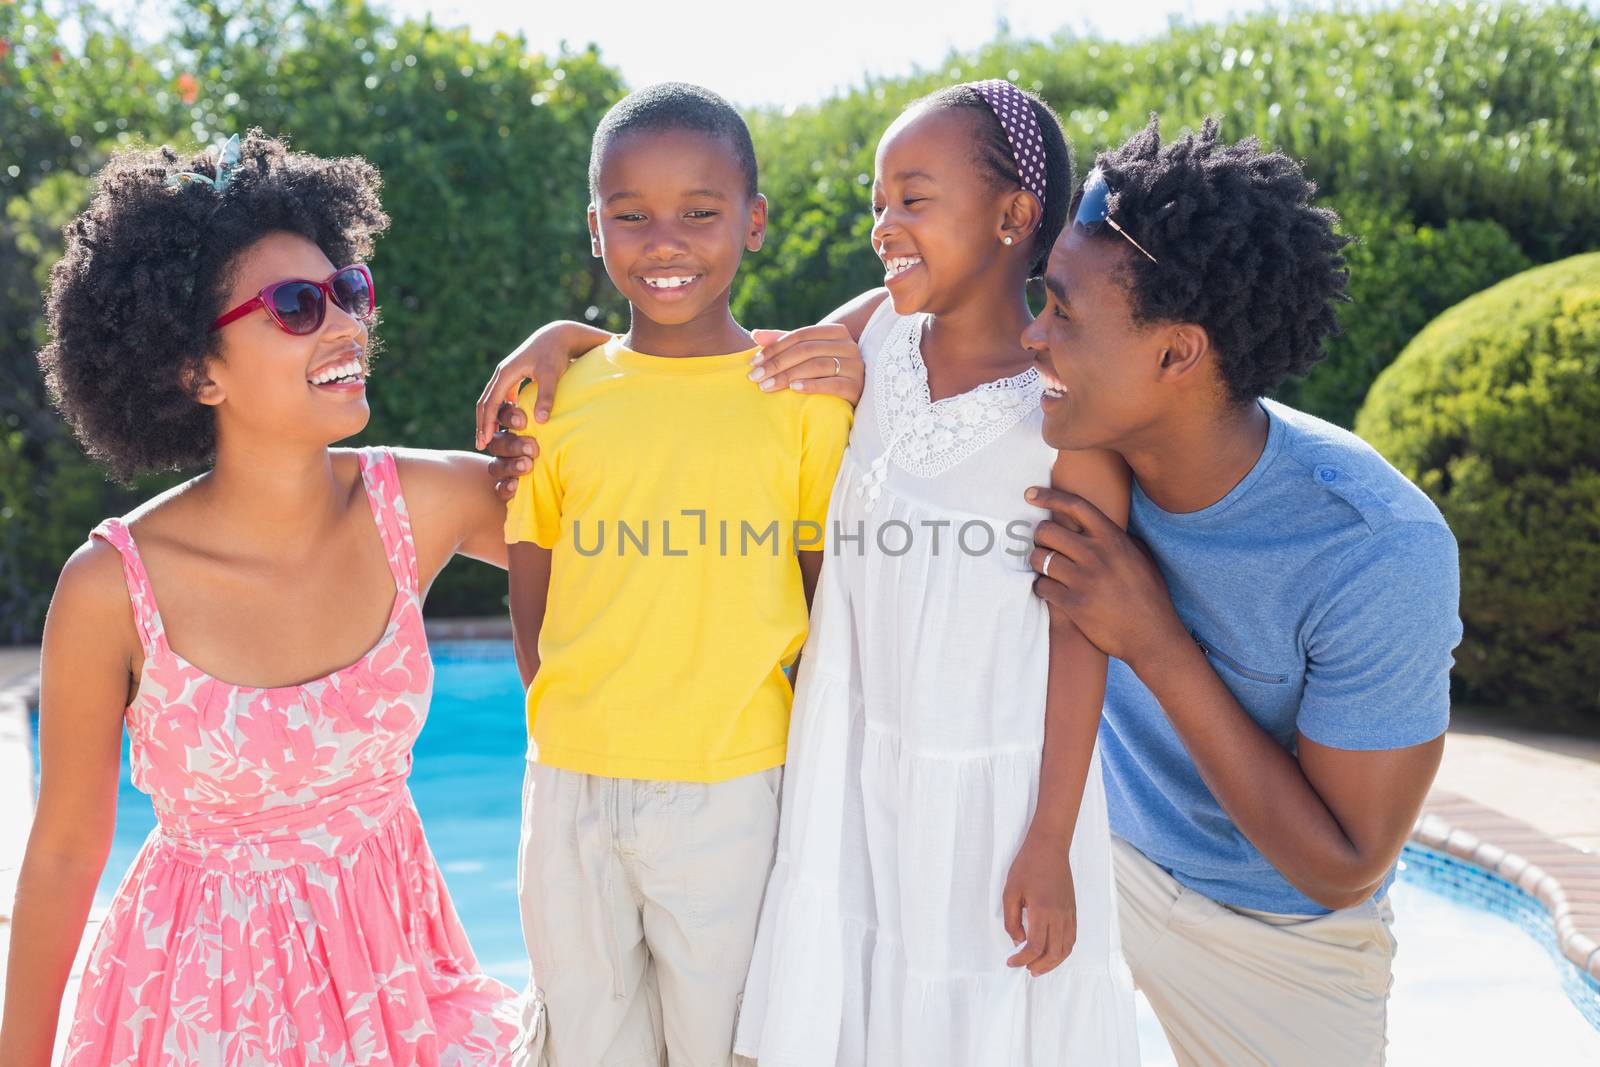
[1101,399,1462,914]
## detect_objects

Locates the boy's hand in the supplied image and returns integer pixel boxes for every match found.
[747,325,867,406]
[1002,829,1078,976]
[485,404,538,502]
[475,320,608,448]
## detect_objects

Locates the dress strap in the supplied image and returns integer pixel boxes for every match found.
[356,447,420,596]
[89,518,170,659]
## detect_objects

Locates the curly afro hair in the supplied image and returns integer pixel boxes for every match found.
[915,82,1074,275]
[1090,116,1350,402]
[38,129,389,482]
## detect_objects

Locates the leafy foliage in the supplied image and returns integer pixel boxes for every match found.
[3,0,1597,640]
[1356,254,1600,716]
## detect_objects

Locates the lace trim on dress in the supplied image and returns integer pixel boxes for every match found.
[857,313,1044,511]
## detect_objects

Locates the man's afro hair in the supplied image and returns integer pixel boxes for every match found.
[1091,116,1351,402]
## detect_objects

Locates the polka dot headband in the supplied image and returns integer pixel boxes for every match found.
[972,79,1047,206]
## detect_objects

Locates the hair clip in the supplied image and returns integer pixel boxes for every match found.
[166,134,242,194]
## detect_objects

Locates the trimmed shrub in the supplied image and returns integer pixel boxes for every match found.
[1355,254,1600,715]
[1278,198,1533,427]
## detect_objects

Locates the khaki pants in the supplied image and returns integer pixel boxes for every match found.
[515,761,781,1067]
[1113,836,1396,1067]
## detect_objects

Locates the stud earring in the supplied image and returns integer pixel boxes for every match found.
[1003,235,1014,246]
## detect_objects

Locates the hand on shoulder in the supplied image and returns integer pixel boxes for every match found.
[744,289,886,406]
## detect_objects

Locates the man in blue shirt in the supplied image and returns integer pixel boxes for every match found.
[1024,117,1461,1066]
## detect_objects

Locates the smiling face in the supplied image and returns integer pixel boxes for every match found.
[870,106,1022,316]
[1023,226,1175,452]
[200,230,373,448]
[588,127,765,340]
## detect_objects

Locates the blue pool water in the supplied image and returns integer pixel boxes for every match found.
[51,641,1600,1061]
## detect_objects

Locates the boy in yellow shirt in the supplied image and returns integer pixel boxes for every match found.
[503,83,852,1066]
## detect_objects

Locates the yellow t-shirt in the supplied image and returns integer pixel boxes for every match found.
[504,337,853,782]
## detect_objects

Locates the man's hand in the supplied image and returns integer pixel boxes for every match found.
[1027,486,1187,666]
[1002,830,1078,976]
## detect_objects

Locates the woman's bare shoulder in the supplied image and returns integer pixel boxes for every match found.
[387,447,492,501]
[49,536,138,661]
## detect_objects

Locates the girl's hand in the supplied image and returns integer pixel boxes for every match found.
[746,325,867,406]
[1002,829,1078,976]
[474,321,610,448]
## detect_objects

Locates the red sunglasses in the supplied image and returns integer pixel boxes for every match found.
[210,264,377,335]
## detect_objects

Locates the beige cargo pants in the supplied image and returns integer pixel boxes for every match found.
[513,761,781,1067]
[1113,836,1398,1067]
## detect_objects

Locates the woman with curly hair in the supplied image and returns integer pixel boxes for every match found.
[0,130,523,1065]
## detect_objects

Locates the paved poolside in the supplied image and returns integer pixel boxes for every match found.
[1435,707,1600,854]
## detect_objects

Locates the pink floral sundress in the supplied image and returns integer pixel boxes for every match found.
[61,447,519,1066]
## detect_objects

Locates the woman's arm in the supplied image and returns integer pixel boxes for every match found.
[393,450,513,583]
[0,544,132,1065]
[1002,449,1130,977]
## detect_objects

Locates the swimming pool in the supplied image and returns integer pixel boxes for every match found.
[61,641,1600,1062]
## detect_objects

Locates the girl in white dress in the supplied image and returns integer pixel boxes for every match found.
[734,82,1140,1066]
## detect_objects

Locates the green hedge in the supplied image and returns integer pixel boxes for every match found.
[740,1,1600,331]
[4,0,1599,639]
[1277,198,1533,428]
[1355,254,1600,716]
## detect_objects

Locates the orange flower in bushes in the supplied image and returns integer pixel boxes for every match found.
[177,72,200,104]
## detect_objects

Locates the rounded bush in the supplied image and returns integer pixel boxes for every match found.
[1277,197,1532,428]
[1355,254,1600,716]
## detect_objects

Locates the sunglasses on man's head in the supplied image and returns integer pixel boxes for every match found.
[210,264,377,335]
[1072,169,1160,265]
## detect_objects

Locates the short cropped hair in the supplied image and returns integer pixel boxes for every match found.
[588,82,758,200]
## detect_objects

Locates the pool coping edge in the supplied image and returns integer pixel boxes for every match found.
[1414,791,1600,982]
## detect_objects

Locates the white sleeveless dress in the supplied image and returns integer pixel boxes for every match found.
[735,304,1139,1067]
